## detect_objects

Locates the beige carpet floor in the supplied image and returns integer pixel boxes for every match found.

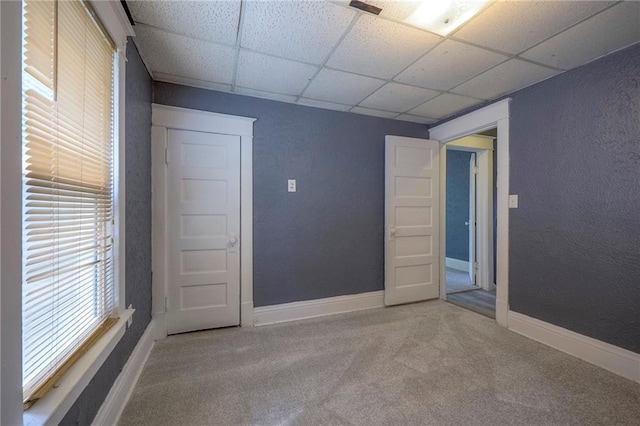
[119,300,639,426]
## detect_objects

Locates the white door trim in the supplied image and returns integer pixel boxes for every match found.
[151,104,256,336]
[430,98,509,327]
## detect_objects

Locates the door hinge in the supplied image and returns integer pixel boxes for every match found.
[474,262,480,270]
[472,166,479,175]
[164,296,168,311]
[164,147,169,164]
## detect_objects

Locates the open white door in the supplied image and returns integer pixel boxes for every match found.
[385,136,440,306]
[166,129,241,334]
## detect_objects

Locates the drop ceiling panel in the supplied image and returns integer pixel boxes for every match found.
[303,69,385,105]
[235,87,298,104]
[410,93,483,119]
[452,1,614,55]
[297,98,351,112]
[154,73,232,93]
[130,0,637,124]
[326,14,442,79]
[395,114,437,124]
[360,82,440,112]
[521,2,640,70]
[236,51,318,96]
[128,0,240,46]
[369,0,421,21]
[135,26,236,85]
[395,39,508,90]
[241,1,355,65]
[451,59,559,100]
[350,107,399,119]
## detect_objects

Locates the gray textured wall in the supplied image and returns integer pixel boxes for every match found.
[153,83,429,306]
[433,43,640,354]
[446,150,472,261]
[60,39,152,424]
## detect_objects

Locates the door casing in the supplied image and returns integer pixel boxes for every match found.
[151,104,256,338]
[430,99,510,327]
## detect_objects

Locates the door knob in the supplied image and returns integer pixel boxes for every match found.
[229,233,239,253]
[465,221,469,226]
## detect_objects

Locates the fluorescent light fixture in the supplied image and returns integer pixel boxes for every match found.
[405,0,490,36]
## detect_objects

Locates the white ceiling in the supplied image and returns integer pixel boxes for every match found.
[129,0,640,124]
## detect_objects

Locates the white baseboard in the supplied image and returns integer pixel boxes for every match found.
[253,291,384,326]
[507,311,640,383]
[92,317,159,426]
[446,257,469,271]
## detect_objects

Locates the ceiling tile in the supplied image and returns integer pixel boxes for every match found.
[154,73,232,93]
[326,14,442,79]
[395,114,437,124]
[410,93,483,119]
[134,26,236,85]
[236,51,318,96]
[332,0,421,22]
[303,69,385,105]
[451,59,559,100]
[128,0,240,46]
[235,87,298,103]
[297,98,351,112]
[372,0,423,22]
[359,82,440,113]
[350,107,399,119]
[395,39,508,90]
[453,1,614,55]
[521,2,640,70]
[241,1,355,65]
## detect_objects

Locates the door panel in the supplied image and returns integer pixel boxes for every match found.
[167,129,240,334]
[385,136,440,306]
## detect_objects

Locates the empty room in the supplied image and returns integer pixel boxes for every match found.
[1,1,639,425]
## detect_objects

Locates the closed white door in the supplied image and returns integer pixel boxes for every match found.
[166,129,240,334]
[385,136,440,306]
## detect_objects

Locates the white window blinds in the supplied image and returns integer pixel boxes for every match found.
[22,0,117,406]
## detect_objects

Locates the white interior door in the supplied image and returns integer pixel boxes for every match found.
[385,136,440,306]
[166,129,240,334]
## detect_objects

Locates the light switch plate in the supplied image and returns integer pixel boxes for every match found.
[508,194,518,208]
[288,179,296,192]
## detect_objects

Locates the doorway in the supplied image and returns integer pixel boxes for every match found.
[166,129,242,334]
[444,132,496,318]
[429,98,509,327]
[151,104,256,338]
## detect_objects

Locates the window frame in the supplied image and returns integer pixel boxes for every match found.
[1,1,134,424]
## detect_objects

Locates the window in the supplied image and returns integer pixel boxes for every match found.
[21,0,117,407]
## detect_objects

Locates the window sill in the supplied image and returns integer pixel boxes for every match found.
[23,308,135,426]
